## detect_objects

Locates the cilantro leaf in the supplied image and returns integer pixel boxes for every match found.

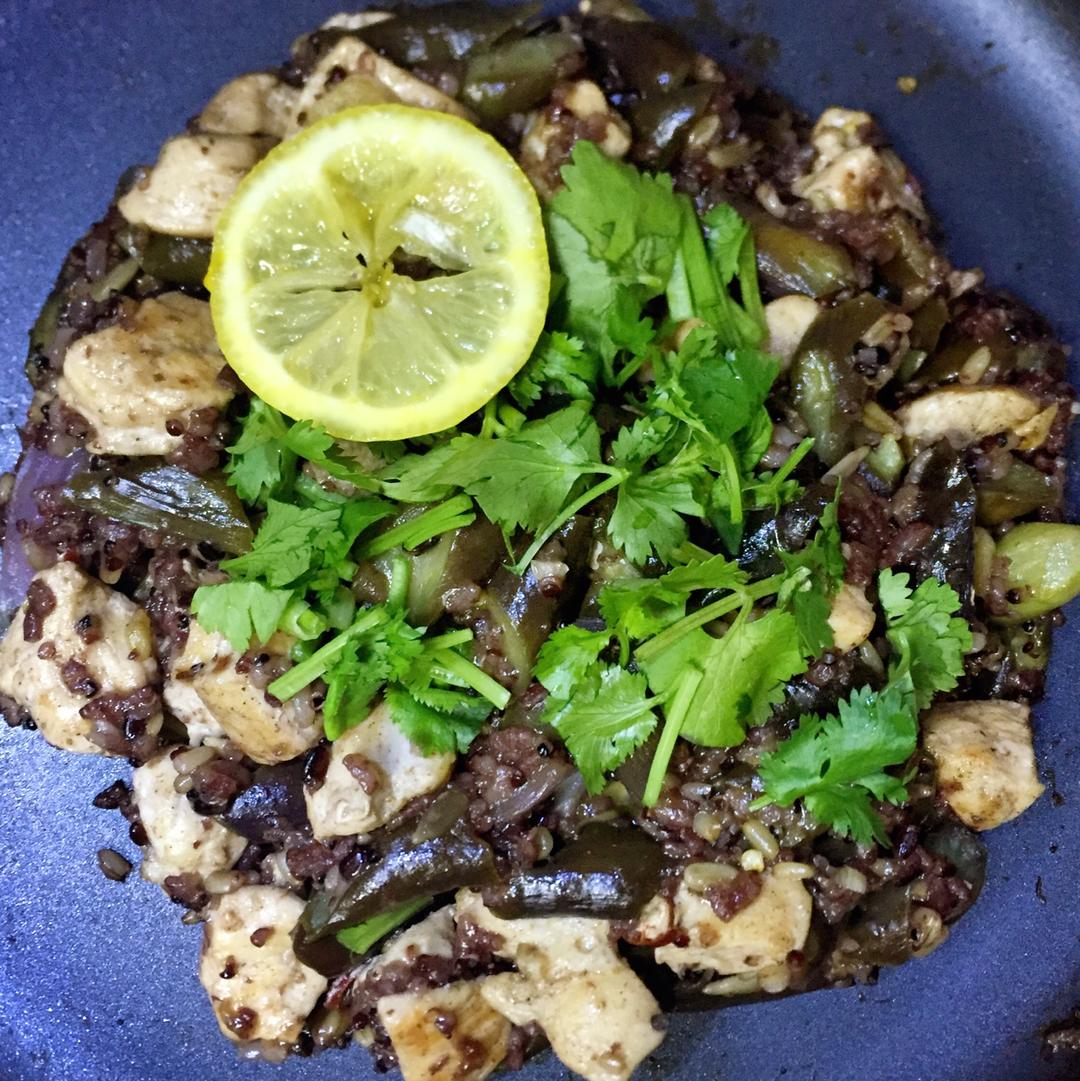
[879,569,973,708]
[385,684,490,756]
[225,400,294,505]
[509,332,600,407]
[383,403,604,535]
[609,467,704,565]
[753,677,917,846]
[534,625,611,701]
[598,580,685,659]
[660,550,747,593]
[545,666,660,793]
[644,608,806,748]
[322,650,386,741]
[220,502,344,588]
[284,422,379,491]
[190,581,292,653]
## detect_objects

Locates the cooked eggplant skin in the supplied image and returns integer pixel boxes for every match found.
[485,822,669,919]
[297,831,498,943]
[62,462,253,553]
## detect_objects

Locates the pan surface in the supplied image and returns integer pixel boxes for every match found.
[1,2,1078,1080]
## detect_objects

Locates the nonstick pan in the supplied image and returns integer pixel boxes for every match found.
[1,2,1078,1080]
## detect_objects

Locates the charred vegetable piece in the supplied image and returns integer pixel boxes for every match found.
[358,2,541,68]
[297,832,498,943]
[219,761,308,842]
[140,233,213,288]
[880,214,936,296]
[790,294,886,465]
[461,33,582,121]
[582,16,695,94]
[907,297,949,353]
[917,331,1016,388]
[750,211,859,298]
[629,85,713,167]
[843,885,919,967]
[995,523,1080,621]
[466,516,591,694]
[924,822,987,900]
[738,484,833,578]
[909,445,976,602]
[407,517,505,626]
[976,457,1060,526]
[486,823,668,918]
[62,463,253,553]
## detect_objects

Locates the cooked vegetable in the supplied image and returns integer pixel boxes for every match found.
[62,463,253,553]
[297,832,498,942]
[462,33,582,120]
[790,294,887,465]
[582,15,696,94]
[995,523,1080,621]
[486,823,668,918]
[139,233,212,287]
[749,210,859,298]
[976,458,1060,526]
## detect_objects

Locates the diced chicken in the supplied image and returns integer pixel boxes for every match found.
[281,38,469,136]
[197,73,291,137]
[304,702,454,840]
[482,969,662,1081]
[655,863,813,976]
[519,80,632,200]
[456,890,621,980]
[457,892,664,1081]
[166,623,322,765]
[828,582,876,654]
[764,295,819,368]
[897,385,1048,448]
[199,885,327,1043]
[56,293,234,457]
[378,980,510,1081]
[132,752,246,884]
[117,133,271,237]
[375,906,456,970]
[923,700,1044,830]
[792,106,924,218]
[0,563,160,756]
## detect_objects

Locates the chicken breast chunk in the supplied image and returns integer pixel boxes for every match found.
[281,37,469,135]
[199,886,327,1044]
[132,751,246,884]
[118,133,270,237]
[197,73,291,137]
[305,702,454,840]
[457,892,664,1081]
[828,582,876,654]
[0,563,160,756]
[56,293,234,457]
[654,863,813,976]
[378,980,510,1081]
[923,700,1044,830]
[897,385,1053,450]
[166,623,322,765]
[763,295,819,368]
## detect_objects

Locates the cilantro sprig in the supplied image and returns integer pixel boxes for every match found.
[752,570,972,845]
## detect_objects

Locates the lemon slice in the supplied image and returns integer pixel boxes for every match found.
[207,104,549,440]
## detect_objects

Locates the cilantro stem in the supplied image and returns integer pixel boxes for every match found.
[358,495,476,558]
[431,649,511,710]
[387,554,410,612]
[268,607,386,701]
[635,573,784,664]
[510,470,625,576]
[717,442,743,526]
[643,668,702,806]
[423,629,473,650]
[280,600,328,641]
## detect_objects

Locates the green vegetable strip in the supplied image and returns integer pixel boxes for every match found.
[431,649,511,710]
[386,554,411,612]
[643,669,702,806]
[335,896,433,953]
[359,495,476,558]
[268,608,387,701]
[510,470,625,576]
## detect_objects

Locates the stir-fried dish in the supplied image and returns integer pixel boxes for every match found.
[3,3,1079,1079]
